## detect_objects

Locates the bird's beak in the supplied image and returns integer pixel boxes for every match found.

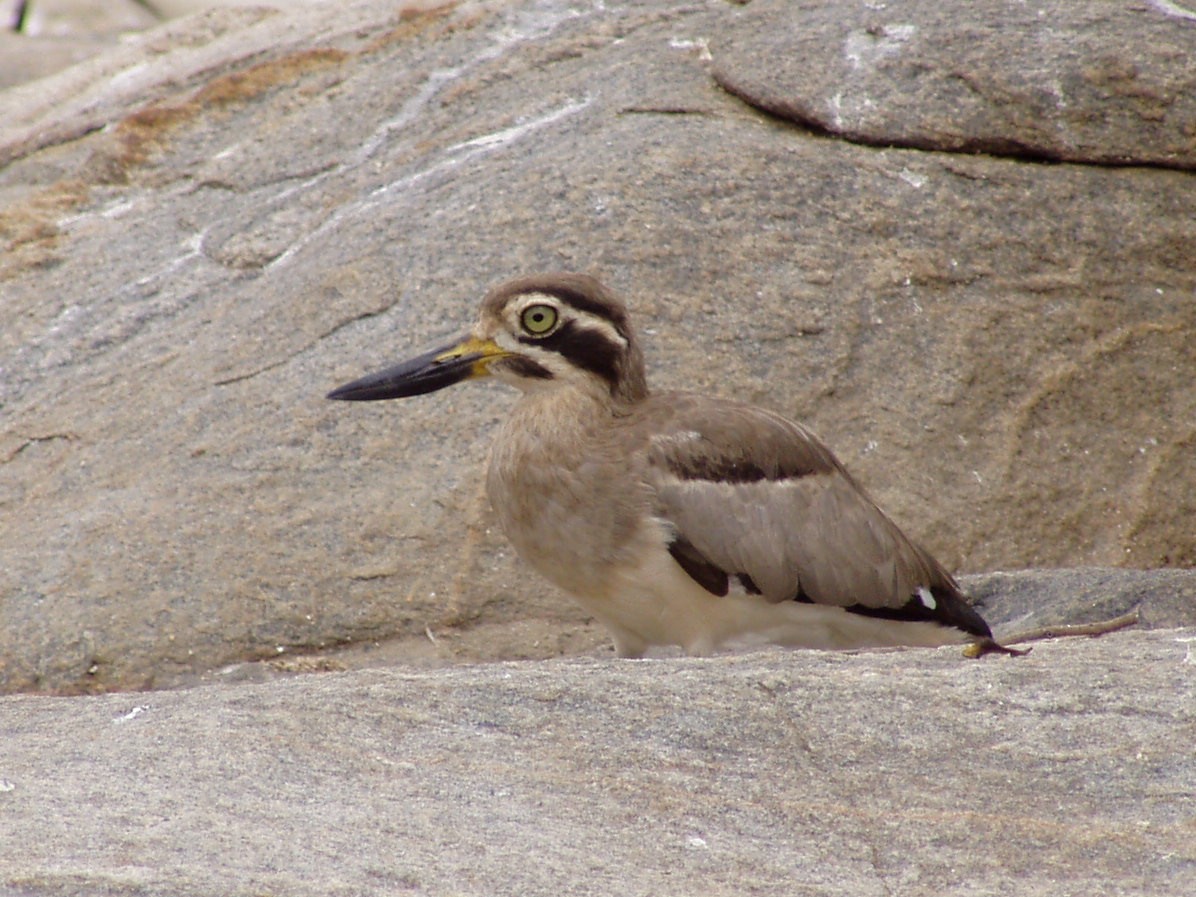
[327,335,510,401]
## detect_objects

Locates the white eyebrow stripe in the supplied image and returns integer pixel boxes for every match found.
[568,314,628,348]
[511,293,629,349]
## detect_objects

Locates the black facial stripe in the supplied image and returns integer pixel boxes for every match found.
[541,286,631,342]
[518,320,622,390]
[502,356,554,381]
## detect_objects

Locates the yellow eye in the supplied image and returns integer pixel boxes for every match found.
[520,304,558,335]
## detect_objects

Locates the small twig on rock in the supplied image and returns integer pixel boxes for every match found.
[963,609,1140,658]
[1004,609,1142,646]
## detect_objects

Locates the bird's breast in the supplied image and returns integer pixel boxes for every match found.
[485,396,649,597]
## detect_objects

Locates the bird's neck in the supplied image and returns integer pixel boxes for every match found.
[508,385,623,439]
[487,384,648,596]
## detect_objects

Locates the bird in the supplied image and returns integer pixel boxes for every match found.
[328,273,1016,658]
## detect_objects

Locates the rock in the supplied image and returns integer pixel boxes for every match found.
[0,32,108,91]
[713,0,1196,168]
[965,567,1196,636]
[0,629,1192,895]
[0,0,160,89]
[203,567,1196,687]
[1,0,1194,693]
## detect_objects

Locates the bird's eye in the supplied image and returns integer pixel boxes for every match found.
[520,304,558,335]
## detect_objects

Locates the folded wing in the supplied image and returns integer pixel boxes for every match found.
[642,396,992,639]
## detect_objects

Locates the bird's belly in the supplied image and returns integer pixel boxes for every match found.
[575,532,971,656]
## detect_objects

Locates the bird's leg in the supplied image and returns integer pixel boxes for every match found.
[610,630,649,659]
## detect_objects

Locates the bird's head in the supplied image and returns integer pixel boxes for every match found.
[327,273,648,405]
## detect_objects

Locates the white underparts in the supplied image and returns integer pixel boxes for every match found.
[570,525,966,657]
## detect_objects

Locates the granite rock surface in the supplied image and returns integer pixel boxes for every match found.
[1,629,1193,896]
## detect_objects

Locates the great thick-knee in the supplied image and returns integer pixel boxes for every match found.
[329,273,1012,658]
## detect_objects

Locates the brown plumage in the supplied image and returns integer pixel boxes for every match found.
[329,273,1011,657]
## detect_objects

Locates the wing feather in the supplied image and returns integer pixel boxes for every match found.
[636,393,990,638]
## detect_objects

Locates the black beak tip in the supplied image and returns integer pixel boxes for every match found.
[325,379,395,402]
[325,344,482,403]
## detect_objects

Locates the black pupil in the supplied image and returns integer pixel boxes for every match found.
[531,311,547,326]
